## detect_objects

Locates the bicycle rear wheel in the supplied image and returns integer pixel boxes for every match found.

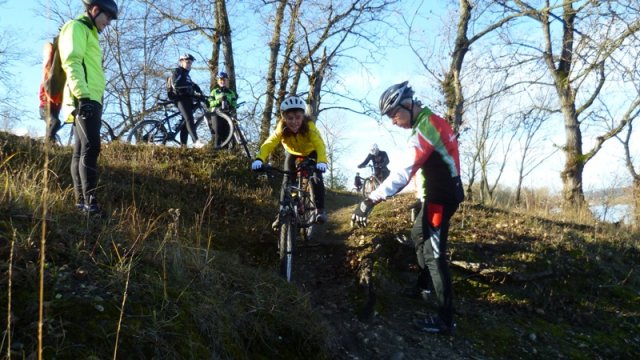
[362,177,380,198]
[278,217,296,282]
[127,120,168,145]
[100,120,115,143]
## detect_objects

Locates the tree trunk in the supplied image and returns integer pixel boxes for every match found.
[259,0,287,144]
[552,1,585,208]
[633,178,640,230]
[442,0,471,133]
[216,0,236,92]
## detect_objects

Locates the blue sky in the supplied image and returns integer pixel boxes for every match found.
[1,0,636,196]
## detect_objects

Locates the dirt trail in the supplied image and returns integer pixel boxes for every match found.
[291,192,478,360]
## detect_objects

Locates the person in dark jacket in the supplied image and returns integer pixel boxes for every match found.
[168,53,205,148]
[358,144,390,182]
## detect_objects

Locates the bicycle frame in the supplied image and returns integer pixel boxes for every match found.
[128,97,212,146]
[261,159,319,282]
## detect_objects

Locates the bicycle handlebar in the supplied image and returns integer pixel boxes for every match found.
[256,159,318,177]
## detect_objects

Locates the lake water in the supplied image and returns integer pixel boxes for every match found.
[590,204,632,224]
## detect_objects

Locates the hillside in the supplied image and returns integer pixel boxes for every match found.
[1,131,639,359]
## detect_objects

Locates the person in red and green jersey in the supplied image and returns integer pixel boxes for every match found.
[351,81,464,335]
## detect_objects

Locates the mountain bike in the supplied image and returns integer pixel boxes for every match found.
[126,96,211,146]
[55,112,116,146]
[258,158,319,282]
[209,101,251,158]
[362,164,384,198]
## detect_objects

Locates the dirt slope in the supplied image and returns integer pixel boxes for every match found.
[290,192,476,360]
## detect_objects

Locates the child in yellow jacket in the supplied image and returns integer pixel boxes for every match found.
[251,96,328,225]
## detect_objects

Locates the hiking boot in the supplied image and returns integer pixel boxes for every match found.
[315,209,327,224]
[414,314,456,335]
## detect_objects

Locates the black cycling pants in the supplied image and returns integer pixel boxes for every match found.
[71,101,102,205]
[176,99,198,145]
[375,167,390,182]
[411,200,459,327]
[282,151,325,210]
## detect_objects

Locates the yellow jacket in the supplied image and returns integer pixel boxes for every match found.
[256,121,328,163]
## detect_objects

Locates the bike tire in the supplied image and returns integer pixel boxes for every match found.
[100,120,115,143]
[362,177,380,198]
[193,110,213,144]
[127,120,168,145]
[300,180,317,242]
[215,110,237,149]
[279,218,296,282]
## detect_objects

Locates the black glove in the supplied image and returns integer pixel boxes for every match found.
[351,198,375,228]
[77,98,96,120]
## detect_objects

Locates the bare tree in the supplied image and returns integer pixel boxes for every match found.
[499,0,640,207]
[619,121,640,228]
[317,115,349,189]
[406,0,528,132]
[254,0,291,143]
[513,93,559,205]
[101,2,172,137]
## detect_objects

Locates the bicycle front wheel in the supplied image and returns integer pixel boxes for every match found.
[214,110,236,149]
[362,177,380,198]
[127,120,168,145]
[278,218,296,282]
[300,181,317,242]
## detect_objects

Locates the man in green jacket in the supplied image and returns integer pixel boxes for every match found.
[59,0,118,215]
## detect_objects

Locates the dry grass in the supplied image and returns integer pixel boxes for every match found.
[0,132,331,359]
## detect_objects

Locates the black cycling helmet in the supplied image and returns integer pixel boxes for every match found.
[82,0,118,20]
[218,71,229,79]
[379,81,414,116]
[179,53,196,61]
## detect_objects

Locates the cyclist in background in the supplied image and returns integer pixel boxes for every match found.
[208,71,238,149]
[352,81,464,335]
[60,0,118,215]
[251,95,329,227]
[358,143,390,182]
[354,172,364,192]
[168,53,205,148]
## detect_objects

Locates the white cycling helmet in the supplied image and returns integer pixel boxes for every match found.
[280,96,306,112]
[370,144,379,155]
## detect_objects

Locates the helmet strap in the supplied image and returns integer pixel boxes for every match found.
[86,6,101,31]
[399,99,414,126]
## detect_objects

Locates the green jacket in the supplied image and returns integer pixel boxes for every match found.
[209,87,238,110]
[59,15,105,105]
